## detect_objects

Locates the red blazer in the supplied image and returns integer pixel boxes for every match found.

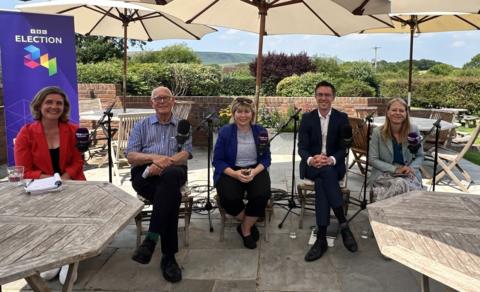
[14,121,86,180]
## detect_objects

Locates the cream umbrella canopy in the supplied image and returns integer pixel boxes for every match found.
[141,0,393,113]
[17,0,216,112]
[334,0,480,15]
[361,13,480,106]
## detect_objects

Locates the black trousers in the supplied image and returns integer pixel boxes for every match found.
[305,165,343,227]
[216,169,271,217]
[131,164,187,255]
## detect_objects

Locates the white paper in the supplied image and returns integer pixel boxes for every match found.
[25,173,62,195]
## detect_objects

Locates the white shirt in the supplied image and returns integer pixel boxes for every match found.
[307,109,337,167]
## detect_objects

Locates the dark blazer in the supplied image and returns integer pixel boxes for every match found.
[212,123,271,185]
[14,121,86,180]
[298,108,349,180]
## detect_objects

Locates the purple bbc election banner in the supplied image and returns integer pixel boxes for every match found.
[0,11,78,165]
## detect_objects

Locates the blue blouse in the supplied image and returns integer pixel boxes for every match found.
[392,139,404,165]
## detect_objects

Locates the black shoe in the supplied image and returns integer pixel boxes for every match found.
[304,238,328,262]
[132,238,156,264]
[340,225,358,253]
[251,224,259,242]
[160,255,182,283]
[236,224,257,249]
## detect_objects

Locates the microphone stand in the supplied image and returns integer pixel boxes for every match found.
[431,120,442,192]
[194,113,216,232]
[347,113,373,223]
[274,108,303,229]
[90,102,115,183]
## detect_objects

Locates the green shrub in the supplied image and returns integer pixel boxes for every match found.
[257,107,282,129]
[276,72,330,96]
[220,75,256,96]
[77,62,221,96]
[380,77,480,113]
[337,80,376,97]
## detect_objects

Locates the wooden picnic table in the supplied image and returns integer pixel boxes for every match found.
[368,191,480,292]
[0,181,143,292]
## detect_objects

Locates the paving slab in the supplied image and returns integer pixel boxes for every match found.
[182,249,258,280]
[258,233,341,292]
[211,280,257,292]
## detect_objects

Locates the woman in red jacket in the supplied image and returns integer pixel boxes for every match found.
[14,86,85,284]
[14,86,85,180]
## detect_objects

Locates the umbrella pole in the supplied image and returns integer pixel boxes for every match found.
[122,16,128,113]
[407,20,415,107]
[254,8,267,122]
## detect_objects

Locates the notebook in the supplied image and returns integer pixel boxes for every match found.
[25,173,63,195]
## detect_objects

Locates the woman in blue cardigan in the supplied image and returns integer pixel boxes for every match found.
[213,98,271,249]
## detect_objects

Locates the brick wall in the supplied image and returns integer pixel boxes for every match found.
[120,95,388,146]
[0,82,389,164]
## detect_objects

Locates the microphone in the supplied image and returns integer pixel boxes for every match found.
[341,124,353,148]
[364,112,375,122]
[176,119,191,152]
[75,128,90,153]
[425,118,442,136]
[407,132,422,154]
[257,129,269,156]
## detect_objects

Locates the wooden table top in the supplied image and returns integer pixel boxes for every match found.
[368,191,480,292]
[373,116,456,132]
[0,181,143,285]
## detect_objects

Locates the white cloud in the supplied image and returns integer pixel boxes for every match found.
[452,41,466,48]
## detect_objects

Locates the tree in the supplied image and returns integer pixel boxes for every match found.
[75,34,146,64]
[464,53,480,69]
[131,44,201,64]
[249,52,316,95]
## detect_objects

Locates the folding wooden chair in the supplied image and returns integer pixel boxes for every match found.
[111,112,153,184]
[428,122,480,192]
[348,117,374,175]
[354,106,377,119]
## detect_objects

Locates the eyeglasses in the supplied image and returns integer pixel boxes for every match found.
[152,96,173,103]
[315,93,333,98]
[234,97,253,104]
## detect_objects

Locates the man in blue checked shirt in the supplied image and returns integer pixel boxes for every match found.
[126,86,192,283]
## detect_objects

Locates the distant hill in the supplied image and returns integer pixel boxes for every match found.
[195,51,256,65]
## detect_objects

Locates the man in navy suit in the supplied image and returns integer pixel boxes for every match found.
[298,81,358,262]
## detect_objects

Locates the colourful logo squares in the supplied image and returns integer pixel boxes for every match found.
[23,45,57,76]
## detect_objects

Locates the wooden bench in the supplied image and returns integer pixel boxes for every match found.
[463,115,478,128]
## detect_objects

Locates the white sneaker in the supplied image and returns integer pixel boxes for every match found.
[39,267,60,280]
[59,264,77,285]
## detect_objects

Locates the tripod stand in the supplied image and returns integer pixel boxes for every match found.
[347,114,373,223]
[90,103,115,183]
[194,113,216,232]
[430,119,442,192]
[273,108,302,229]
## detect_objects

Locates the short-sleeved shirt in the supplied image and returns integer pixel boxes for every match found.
[235,130,257,167]
[125,114,193,161]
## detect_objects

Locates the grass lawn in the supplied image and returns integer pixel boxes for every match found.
[465,151,480,166]
[453,127,480,165]
[456,126,480,144]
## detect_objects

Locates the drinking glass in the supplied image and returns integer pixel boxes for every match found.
[7,166,24,186]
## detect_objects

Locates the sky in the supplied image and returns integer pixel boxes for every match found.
[2,0,480,68]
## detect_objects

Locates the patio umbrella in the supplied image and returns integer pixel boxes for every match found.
[141,0,393,114]
[361,13,480,106]
[16,0,215,112]
[334,0,480,15]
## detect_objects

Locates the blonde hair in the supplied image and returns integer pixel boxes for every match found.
[231,97,255,124]
[380,97,411,143]
[30,86,70,122]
